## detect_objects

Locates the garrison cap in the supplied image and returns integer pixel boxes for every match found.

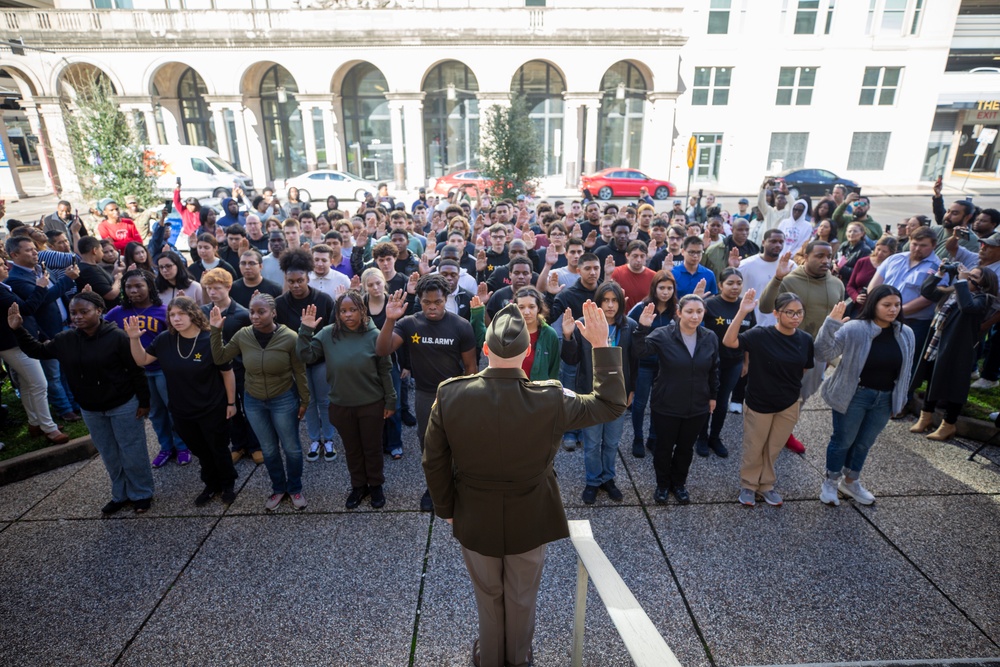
[486,303,530,359]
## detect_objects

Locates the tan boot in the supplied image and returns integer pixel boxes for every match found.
[909,411,935,433]
[927,421,957,441]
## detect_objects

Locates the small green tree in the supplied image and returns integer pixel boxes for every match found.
[64,74,161,207]
[478,95,542,201]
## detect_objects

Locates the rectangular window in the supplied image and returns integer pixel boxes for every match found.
[859,66,901,105]
[776,67,817,105]
[910,0,924,34]
[692,67,732,106]
[881,0,906,31]
[794,0,819,34]
[767,132,809,170]
[848,132,891,170]
[708,0,731,34]
[824,0,835,33]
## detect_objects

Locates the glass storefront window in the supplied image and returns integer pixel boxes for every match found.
[343,63,391,182]
[178,67,216,151]
[423,61,479,179]
[511,61,565,177]
[259,64,305,182]
[597,61,646,171]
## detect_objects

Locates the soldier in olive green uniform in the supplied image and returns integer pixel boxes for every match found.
[423,301,627,667]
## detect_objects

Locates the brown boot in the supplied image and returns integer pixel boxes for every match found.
[927,421,957,441]
[45,430,70,445]
[909,411,935,433]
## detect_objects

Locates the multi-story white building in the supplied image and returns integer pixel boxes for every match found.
[0,0,997,200]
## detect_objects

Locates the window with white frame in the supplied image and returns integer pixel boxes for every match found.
[847,132,891,170]
[783,0,835,34]
[794,0,819,34]
[867,0,923,35]
[708,0,731,34]
[767,133,809,170]
[776,67,816,105]
[692,67,732,106]
[859,67,901,105]
[910,0,924,34]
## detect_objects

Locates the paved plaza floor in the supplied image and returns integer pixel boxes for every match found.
[1,396,999,667]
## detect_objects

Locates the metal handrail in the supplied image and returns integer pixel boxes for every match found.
[568,519,682,667]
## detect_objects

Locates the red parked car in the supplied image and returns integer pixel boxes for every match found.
[431,170,493,196]
[579,168,675,201]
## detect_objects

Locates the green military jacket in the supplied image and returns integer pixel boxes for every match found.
[422,347,627,557]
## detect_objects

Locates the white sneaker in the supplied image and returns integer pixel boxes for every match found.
[323,441,337,462]
[990,411,999,422]
[838,479,875,505]
[306,441,320,462]
[820,478,840,506]
[971,378,999,390]
[729,402,743,414]
[971,371,981,381]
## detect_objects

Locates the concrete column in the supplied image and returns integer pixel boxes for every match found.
[37,98,82,200]
[240,97,269,189]
[299,103,318,172]
[583,99,601,175]
[561,94,589,187]
[387,99,405,189]
[399,94,426,189]
[23,105,56,196]
[209,105,231,162]
[143,108,158,142]
[331,95,347,173]
[320,103,338,170]
[641,92,679,182]
[0,117,26,200]
[157,98,182,145]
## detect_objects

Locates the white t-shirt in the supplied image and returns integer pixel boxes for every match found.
[738,254,779,327]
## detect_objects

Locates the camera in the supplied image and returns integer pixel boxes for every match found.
[955,227,970,239]
[941,262,960,278]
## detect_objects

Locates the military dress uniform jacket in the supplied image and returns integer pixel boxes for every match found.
[422,347,628,558]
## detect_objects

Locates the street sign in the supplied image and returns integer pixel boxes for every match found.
[978,128,997,146]
[686,136,697,170]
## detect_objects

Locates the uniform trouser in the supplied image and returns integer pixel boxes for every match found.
[0,347,57,432]
[415,389,436,452]
[462,544,546,667]
[172,408,238,492]
[329,400,385,488]
[740,403,800,492]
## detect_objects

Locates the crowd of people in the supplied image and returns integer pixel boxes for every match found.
[0,173,996,515]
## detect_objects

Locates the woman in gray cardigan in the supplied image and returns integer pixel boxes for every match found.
[814,285,914,506]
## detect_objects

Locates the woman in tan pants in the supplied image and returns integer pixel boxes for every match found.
[723,289,814,507]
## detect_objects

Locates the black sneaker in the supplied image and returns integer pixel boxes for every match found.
[132,497,152,514]
[601,480,624,501]
[420,489,434,512]
[581,485,599,505]
[708,437,729,458]
[672,486,691,505]
[631,439,645,458]
[653,487,670,505]
[346,485,370,509]
[370,485,386,509]
[194,486,216,507]
[101,499,128,516]
[220,486,237,505]
[400,410,417,427]
[695,438,710,457]
[645,438,656,453]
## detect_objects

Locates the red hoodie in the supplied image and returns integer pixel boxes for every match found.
[174,188,201,236]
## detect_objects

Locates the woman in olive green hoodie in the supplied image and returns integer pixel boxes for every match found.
[210,293,310,512]
[297,290,396,510]
[514,287,561,381]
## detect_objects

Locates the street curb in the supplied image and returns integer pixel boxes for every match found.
[904,398,998,443]
[0,436,96,487]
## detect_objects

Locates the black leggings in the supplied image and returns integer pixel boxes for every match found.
[922,399,963,425]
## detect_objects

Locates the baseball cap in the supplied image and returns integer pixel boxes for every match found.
[516,194,526,201]
[738,198,749,205]
[418,187,426,194]
[673,200,682,206]
[980,232,1000,247]
[486,303,530,359]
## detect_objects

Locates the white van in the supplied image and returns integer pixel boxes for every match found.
[149,144,255,199]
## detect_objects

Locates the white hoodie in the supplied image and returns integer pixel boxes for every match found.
[778,198,813,257]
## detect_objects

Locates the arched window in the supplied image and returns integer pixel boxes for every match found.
[597,62,647,170]
[259,65,305,182]
[178,68,216,151]
[511,61,565,177]
[342,63,391,181]
[423,61,479,178]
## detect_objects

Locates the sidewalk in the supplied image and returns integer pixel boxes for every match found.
[0,397,998,666]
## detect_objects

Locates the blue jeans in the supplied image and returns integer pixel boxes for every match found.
[244,389,304,495]
[304,363,336,443]
[383,361,403,455]
[81,396,154,502]
[632,364,658,444]
[560,361,581,443]
[146,369,187,453]
[41,358,74,416]
[581,412,625,487]
[826,387,893,479]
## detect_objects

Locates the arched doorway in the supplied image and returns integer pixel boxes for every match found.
[422,61,479,179]
[597,61,647,170]
[511,61,565,177]
[259,64,304,182]
[178,67,215,151]
[341,63,391,181]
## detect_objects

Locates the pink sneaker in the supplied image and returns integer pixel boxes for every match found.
[151,450,173,468]
[784,434,806,454]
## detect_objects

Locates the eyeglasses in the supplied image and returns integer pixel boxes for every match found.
[685,250,704,256]
[779,310,805,318]
[157,264,175,271]
[239,261,260,266]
